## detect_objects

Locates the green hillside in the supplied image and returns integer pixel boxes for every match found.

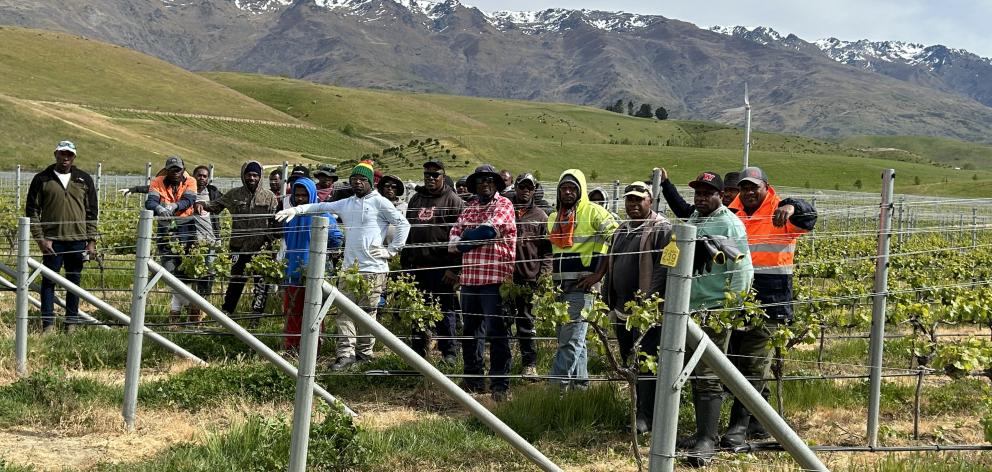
[205,73,992,196]
[841,135,992,171]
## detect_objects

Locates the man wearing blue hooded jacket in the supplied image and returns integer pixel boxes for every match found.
[282,177,343,352]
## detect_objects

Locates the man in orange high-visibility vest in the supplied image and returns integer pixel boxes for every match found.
[724,166,817,448]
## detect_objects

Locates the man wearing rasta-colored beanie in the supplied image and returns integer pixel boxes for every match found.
[351,161,374,183]
[275,159,410,371]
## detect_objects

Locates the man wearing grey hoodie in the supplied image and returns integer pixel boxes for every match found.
[203,161,279,319]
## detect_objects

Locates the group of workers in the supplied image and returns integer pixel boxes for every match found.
[26,139,817,466]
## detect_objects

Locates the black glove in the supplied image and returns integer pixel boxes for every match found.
[693,239,714,274]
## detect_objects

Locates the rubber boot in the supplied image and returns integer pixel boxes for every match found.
[747,388,772,440]
[635,380,655,434]
[685,395,722,467]
[720,398,750,449]
[675,393,702,450]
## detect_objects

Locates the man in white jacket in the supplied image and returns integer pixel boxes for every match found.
[276,161,410,370]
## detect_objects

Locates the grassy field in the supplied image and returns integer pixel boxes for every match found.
[842,135,992,172]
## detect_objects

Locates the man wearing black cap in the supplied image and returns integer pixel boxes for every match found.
[603,181,673,433]
[722,166,816,448]
[449,164,517,401]
[204,160,279,322]
[506,172,552,378]
[402,159,465,363]
[660,168,743,219]
[26,140,98,333]
[679,170,754,466]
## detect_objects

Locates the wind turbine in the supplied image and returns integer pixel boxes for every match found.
[742,82,752,169]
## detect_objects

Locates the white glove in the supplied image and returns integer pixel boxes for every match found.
[164,203,178,212]
[369,247,392,260]
[275,207,302,223]
[118,188,131,197]
[448,235,461,254]
[154,205,173,217]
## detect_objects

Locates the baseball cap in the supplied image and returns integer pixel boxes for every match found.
[164,155,184,170]
[515,172,538,188]
[623,181,652,199]
[724,171,742,190]
[314,164,337,178]
[688,171,724,192]
[290,165,309,177]
[54,140,76,155]
[738,167,768,185]
[423,159,446,170]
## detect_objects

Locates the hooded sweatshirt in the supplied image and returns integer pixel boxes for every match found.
[205,160,278,252]
[283,178,343,283]
[402,181,465,270]
[547,169,619,283]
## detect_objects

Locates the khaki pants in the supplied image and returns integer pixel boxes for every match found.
[335,272,387,359]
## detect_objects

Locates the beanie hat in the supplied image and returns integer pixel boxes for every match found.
[244,161,262,176]
[350,161,375,183]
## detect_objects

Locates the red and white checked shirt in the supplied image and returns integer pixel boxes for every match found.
[450,194,517,286]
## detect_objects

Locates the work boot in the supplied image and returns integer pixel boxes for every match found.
[187,306,205,324]
[635,381,656,434]
[168,310,182,330]
[685,395,723,467]
[748,416,771,440]
[720,398,750,448]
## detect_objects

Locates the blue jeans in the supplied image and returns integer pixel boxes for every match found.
[460,284,511,392]
[550,290,592,388]
[40,240,87,328]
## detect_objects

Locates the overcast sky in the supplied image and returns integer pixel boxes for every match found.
[467,0,992,58]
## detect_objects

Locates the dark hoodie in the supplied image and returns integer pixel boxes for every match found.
[205,160,278,252]
[401,181,465,269]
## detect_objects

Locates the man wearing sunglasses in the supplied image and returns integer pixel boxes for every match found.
[449,164,517,401]
[401,160,465,364]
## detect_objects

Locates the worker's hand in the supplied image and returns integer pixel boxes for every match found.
[773,204,795,228]
[442,269,459,285]
[118,188,131,197]
[369,247,392,260]
[659,167,669,183]
[275,207,301,223]
[154,205,173,217]
[85,241,97,259]
[37,239,54,255]
[576,273,603,291]
[193,202,205,215]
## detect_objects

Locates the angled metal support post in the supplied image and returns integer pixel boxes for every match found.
[320,280,562,472]
[146,259,355,416]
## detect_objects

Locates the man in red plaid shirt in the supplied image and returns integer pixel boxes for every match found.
[449,164,517,401]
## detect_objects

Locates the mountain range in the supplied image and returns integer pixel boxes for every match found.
[2,0,991,142]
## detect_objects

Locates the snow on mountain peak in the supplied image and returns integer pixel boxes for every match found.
[488,8,654,34]
[709,25,784,44]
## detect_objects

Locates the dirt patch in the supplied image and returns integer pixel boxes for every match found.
[0,400,292,471]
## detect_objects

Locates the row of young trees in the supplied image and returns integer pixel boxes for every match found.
[605,99,668,120]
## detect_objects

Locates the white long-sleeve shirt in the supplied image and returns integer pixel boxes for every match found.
[296,190,410,273]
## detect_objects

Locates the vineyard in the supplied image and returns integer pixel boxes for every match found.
[1,171,992,471]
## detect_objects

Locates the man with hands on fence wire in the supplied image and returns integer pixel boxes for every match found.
[680,170,754,467]
[275,161,410,371]
[659,167,743,219]
[721,166,817,449]
[25,140,99,334]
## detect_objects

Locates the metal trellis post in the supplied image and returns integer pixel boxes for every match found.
[123,210,154,431]
[15,165,22,212]
[288,217,329,472]
[14,217,30,376]
[651,168,662,213]
[648,223,696,472]
[867,169,895,447]
[611,179,621,213]
[96,162,102,210]
[742,82,752,169]
[145,162,152,186]
[973,208,978,248]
